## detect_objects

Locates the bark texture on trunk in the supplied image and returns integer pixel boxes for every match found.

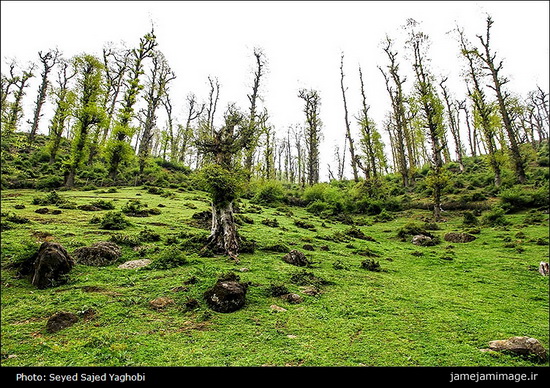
[205,201,240,261]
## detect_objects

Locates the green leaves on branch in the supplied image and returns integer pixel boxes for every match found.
[198,164,245,206]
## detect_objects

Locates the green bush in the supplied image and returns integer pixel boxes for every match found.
[110,233,141,247]
[251,180,285,206]
[306,200,329,215]
[138,228,161,242]
[361,259,382,272]
[147,246,188,270]
[90,199,115,210]
[481,206,510,227]
[32,190,66,206]
[500,185,549,212]
[96,212,131,230]
[303,183,328,203]
[35,175,63,190]
[122,199,151,217]
[462,211,479,226]
[373,209,395,222]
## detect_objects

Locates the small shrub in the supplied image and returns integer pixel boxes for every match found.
[261,243,290,253]
[294,219,316,231]
[239,236,256,253]
[266,283,289,297]
[523,212,545,225]
[396,222,432,241]
[462,211,479,226]
[35,175,63,190]
[373,209,395,222]
[139,228,161,242]
[251,180,285,206]
[500,185,549,212]
[110,233,141,247]
[90,199,115,210]
[5,213,30,224]
[290,270,327,287]
[122,199,154,217]
[481,207,510,227]
[32,190,66,206]
[97,212,131,230]
[332,260,349,270]
[235,214,254,225]
[148,246,188,270]
[306,200,329,215]
[360,259,381,272]
[261,218,279,228]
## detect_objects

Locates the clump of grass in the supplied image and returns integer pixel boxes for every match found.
[266,283,290,297]
[4,213,30,224]
[294,219,316,231]
[110,233,140,247]
[481,206,510,227]
[32,190,66,206]
[261,218,279,228]
[396,222,433,241]
[138,228,161,242]
[90,199,115,210]
[147,246,188,270]
[360,258,382,272]
[290,270,328,287]
[122,199,160,217]
[462,211,479,226]
[92,211,131,230]
[373,209,395,222]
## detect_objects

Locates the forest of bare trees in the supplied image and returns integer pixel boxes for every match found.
[1,16,549,223]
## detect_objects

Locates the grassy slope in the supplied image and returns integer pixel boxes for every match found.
[1,187,548,367]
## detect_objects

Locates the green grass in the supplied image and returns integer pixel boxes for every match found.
[1,187,548,366]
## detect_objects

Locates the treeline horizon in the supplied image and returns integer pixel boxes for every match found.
[1,14,548,196]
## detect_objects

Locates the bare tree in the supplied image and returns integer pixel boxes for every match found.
[458,25,503,187]
[439,77,465,172]
[339,53,359,181]
[357,65,386,179]
[100,43,130,144]
[137,50,176,177]
[298,88,322,185]
[28,49,60,144]
[179,92,204,165]
[379,36,410,187]
[407,19,447,221]
[106,28,157,181]
[205,76,220,134]
[475,15,527,183]
[47,59,77,164]
[242,47,267,180]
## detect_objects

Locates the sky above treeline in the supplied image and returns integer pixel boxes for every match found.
[1,1,549,179]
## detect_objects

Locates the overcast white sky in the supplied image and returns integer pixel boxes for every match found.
[1,1,549,179]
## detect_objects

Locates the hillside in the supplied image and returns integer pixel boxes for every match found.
[1,139,548,367]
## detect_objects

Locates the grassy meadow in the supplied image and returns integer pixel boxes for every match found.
[1,185,548,367]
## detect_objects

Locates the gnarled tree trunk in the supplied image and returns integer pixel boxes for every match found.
[205,201,240,260]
